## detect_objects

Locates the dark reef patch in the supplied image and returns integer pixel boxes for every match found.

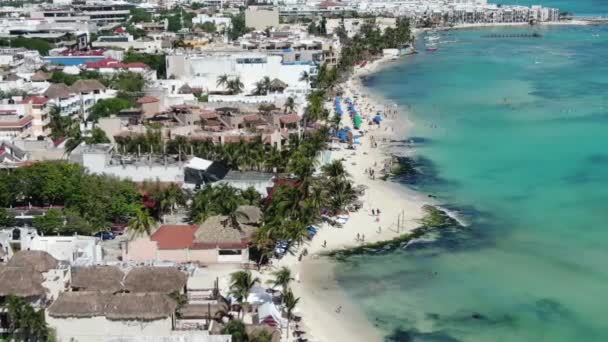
[385,328,461,342]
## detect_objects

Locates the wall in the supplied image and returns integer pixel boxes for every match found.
[166,54,313,93]
[122,236,158,262]
[81,151,185,182]
[47,315,173,342]
[245,6,279,30]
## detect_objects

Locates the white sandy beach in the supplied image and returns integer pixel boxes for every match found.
[261,56,431,342]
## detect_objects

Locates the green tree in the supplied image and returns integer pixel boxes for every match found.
[0,37,52,55]
[227,77,244,95]
[228,13,249,41]
[123,50,167,78]
[197,21,217,33]
[47,105,72,140]
[216,74,229,89]
[129,8,152,23]
[85,127,110,144]
[283,288,300,340]
[128,207,155,238]
[229,270,260,318]
[88,98,133,122]
[0,208,14,227]
[4,295,51,340]
[268,266,294,295]
[221,319,248,342]
[33,208,64,235]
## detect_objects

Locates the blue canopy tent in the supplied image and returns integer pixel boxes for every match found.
[374,114,383,124]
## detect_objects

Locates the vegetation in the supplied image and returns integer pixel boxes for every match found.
[229,270,260,318]
[3,295,53,341]
[0,208,15,227]
[283,288,300,339]
[197,22,217,33]
[161,7,195,32]
[189,184,259,224]
[221,319,248,342]
[128,206,156,238]
[88,98,134,122]
[0,161,141,233]
[228,13,250,41]
[123,50,167,78]
[327,205,461,258]
[338,17,412,72]
[268,266,294,295]
[0,37,53,55]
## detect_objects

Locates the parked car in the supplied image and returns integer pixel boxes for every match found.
[94,231,115,240]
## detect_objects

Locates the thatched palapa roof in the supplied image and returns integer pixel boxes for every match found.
[71,266,125,293]
[44,83,72,99]
[177,303,221,319]
[124,267,187,293]
[193,215,256,249]
[0,266,46,297]
[106,293,177,321]
[31,70,53,82]
[49,292,177,321]
[71,79,106,93]
[269,78,288,90]
[8,250,58,273]
[48,291,107,318]
[236,205,262,225]
[178,83,193,94]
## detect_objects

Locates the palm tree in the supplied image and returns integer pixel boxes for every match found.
[128,207,155,238]
[283,288,300,340]
[252,81,265,96]
[284,96,295,113]
[229,270,260,318]
[268,266,294,295]
[227,77,244,95]
[299,71,310,84]
[160,183,185,217]
[214,295,234,322]
[216,74,229,89]
[221,319,248,342]
[261,76,271,93]
[250,329,274,342]
[322,159,349,182]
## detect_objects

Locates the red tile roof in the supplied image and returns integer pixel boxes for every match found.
[319,1,343,7]
[137,96,160,104]
[0,115,33,128]
[279,113,300,124]
[86,58,149,70]
[20,96,49,106]
[150,225,198,250]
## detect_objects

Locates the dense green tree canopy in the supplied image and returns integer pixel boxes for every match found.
[0,162,141,232]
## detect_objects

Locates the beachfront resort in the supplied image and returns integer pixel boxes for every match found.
[0,0,580,340]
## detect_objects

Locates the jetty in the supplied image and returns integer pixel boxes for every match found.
[482,33,543,38]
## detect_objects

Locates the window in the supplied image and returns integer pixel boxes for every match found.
[219,249,242,255]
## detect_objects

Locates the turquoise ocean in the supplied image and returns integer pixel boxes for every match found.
[335,2,608,341]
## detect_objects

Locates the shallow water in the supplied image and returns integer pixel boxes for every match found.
[336,24,608,341]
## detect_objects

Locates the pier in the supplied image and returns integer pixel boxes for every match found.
[482,33,543,38]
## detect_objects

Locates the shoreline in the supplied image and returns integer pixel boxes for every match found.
[272,54,431,342]
[261,19,608,342]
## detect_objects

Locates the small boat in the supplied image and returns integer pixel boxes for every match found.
[426,46,438,52]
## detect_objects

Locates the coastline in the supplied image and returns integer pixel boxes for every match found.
[257,18,608,342]
[272,55,431,342]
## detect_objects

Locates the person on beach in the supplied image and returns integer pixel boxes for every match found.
[372,209,375,216]
[356,233,360,241]
[378,226,382,234]
[377,209,381,216]
[362,234,365,243]
[323,240,327,248]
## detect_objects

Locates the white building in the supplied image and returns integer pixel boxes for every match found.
[0,227,103,265]
[166,52,315,94]
[192,14,232,28]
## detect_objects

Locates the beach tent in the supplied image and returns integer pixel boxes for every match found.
[374,114,383,124]
[247,285,273,305]
[353,115,362,129]
[258,302,288,328]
